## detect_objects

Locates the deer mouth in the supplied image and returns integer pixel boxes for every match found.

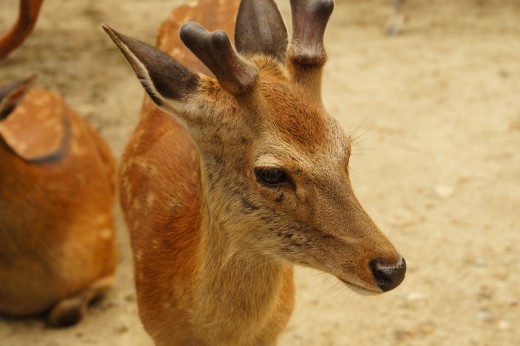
[338,278,382,296]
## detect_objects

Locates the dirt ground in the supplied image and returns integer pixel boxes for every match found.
[1,0,519,345]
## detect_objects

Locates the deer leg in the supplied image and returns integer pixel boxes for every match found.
[385,0,406,36]
[47,275,114,327]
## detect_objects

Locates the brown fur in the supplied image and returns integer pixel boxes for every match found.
[0,1,117,326]
[116,0,404,345]
[261,79,327,153]
[0,89,117,325]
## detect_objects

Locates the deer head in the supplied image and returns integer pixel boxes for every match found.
[104,0,405,294]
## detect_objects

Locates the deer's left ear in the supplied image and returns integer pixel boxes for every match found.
[235,0,288,63]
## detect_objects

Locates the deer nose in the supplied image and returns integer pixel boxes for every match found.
[370,257,406,292]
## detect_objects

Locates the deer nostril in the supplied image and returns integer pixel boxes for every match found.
[370,257,406,292]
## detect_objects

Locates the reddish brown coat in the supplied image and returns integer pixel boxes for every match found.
[0,88,117,325]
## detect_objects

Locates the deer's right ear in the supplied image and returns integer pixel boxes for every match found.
[102,24,200,113]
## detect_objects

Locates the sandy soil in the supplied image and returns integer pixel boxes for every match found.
[1,0,519,345]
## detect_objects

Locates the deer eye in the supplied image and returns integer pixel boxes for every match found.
[255,167,289,187]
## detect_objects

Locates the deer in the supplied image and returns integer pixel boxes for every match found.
[0,0,117,327]
[104,0,406,344]
[386,0,407,36]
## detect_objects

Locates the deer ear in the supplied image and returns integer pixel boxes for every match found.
[102,24,201,112]
[235,0,288,63]
[0,76,34,119]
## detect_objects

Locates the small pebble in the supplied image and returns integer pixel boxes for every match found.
[434,184,455,198]
[497,320,511,331]
[477,310,492,322]
[473,258,488,267]
[405,291,427,302]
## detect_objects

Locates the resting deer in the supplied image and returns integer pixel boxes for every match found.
[0,0,117,327]
[104,0,406,344]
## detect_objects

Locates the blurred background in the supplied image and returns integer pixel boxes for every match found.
[1,0,519,345]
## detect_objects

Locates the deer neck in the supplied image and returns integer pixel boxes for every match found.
[193,158,290,341]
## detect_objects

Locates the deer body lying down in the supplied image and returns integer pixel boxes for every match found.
[0,1,117,326]
[0,81,117,326]
[105,0,406,344]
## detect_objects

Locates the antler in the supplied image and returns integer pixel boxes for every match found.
[288,0,334,68]
[235,0,288,64]
[180,22,259,95]
[0,0,44,60]
[287,0,334,102]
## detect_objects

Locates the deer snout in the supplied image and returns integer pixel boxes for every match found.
[370,257,406,292]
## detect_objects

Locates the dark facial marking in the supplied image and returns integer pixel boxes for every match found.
[241,197,260,213]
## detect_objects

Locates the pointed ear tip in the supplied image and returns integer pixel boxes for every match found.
[21,75,37,89]
[101,23,123,41]
[11,75,36,90]
[103,24,119,37]
[0,77,35,104]
[25,75,37,84]
[101,24,115,40]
